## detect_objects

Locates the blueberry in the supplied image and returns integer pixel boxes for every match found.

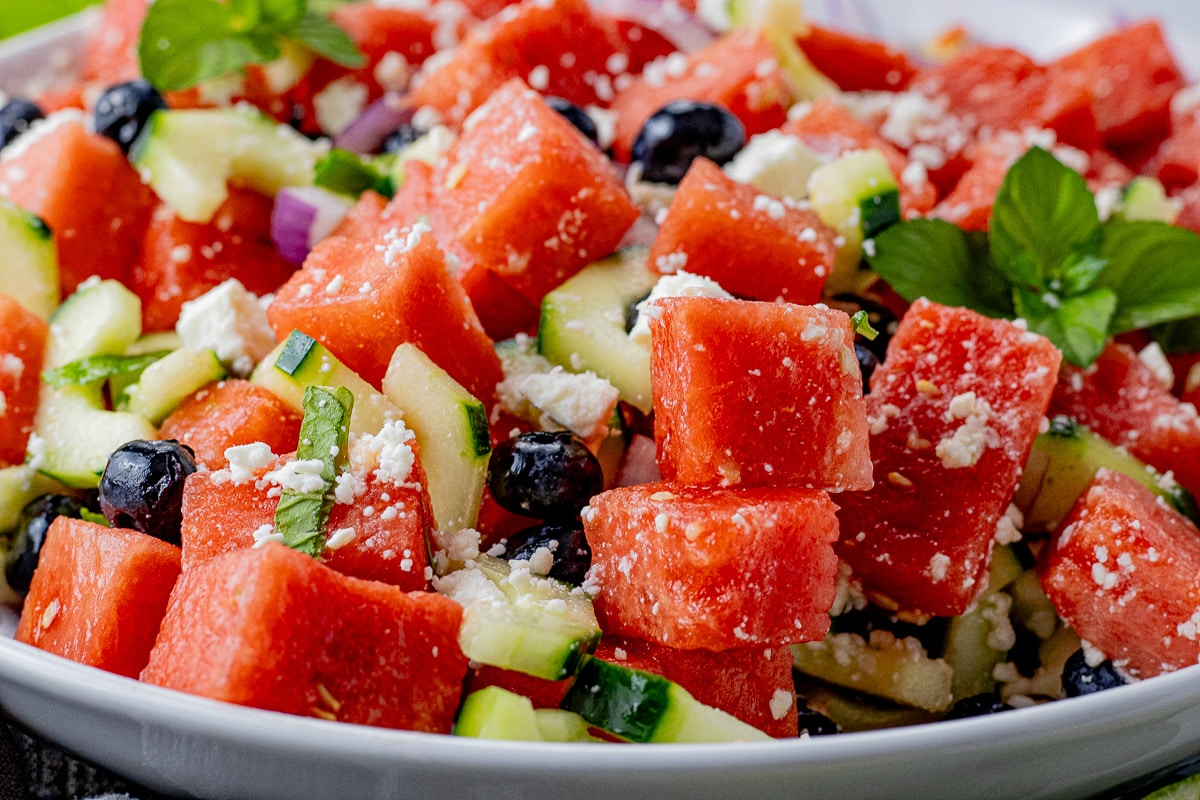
[98,440,197,545]
[93,80,167,153]
[631,100,745,184]
[795,701,839,736]
[854,342,880,392]
[5,495,85,597]
[941,693,1014,720]
[505,519,592,585]
[0,99,44,149]
[545,96,599,145]
[381,123,424,154]
[487,431,604,520]
[1062,649,1127,697]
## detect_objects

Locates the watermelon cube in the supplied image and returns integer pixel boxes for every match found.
[141,543,467,732]
[0,295,47,467]
[595,636,798,738]
[157,380,303,470]
[428,78,638,309]
[835,298,1061,617]
[650,296,873,491]
[1040,469,1200,679]
[647,158,835,304]
[266,228,502,404]
[15,518,182,679]
[583,482,841,650]
[1050,342,1200,500]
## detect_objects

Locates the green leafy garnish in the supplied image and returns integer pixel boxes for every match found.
[41,352,171,390]
[273,384,354,558]
[138,0,364,92]
[867,147,1200,367]
[850,310,879,340]
[314,149,395,198]
[80,508,111,527]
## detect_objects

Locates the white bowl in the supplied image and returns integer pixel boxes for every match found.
[2,3,1200,799]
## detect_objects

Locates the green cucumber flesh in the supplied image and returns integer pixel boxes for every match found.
[381,342,490,533]
[537,248,658,414]
[791,631,954,712]
[118,348,226,425]
[453,686,544,741]
[0,465,64,534]
[46,279,142,369]
[0,198,58,320]
[30,386,157,489]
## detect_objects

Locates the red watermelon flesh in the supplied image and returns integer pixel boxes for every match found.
[141,542,466,732]
[0,118,154,296]
[180,450,432,592]
[0,295,47,467]
[583,481,841,650]
[15,518,181,679]
[1040,469,1200,680]
[647,158,835,303]
[650,296,873,491]
[1050,342,1200,500]
[796,24,916,93]
[835,298,1062,618]
[157,380,303,470]
[595,636,798,739]
[466,663,573,710]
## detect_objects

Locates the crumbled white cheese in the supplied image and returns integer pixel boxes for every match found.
[263,459,327,494]
[628,271,733,347]
[175,279,277,377]
[350,418,417,485]
[935,392,995,469]
[224,442,276,484]
[723,130,823,199]
[312,76,369,136]
[515,367,619,440]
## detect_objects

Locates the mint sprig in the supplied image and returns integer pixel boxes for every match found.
[139,0,364,93]
[867,147,1200,367]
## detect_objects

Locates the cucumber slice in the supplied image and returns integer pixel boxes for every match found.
[0,198,58,320]
[118,348,226,425]
[537,248,658,414]
[943,590,1014,701]
[1014,415,1199,531]
[131,106,328,223]
[125,331,183,356]
[381,342,490,533]
[453,686,545,741]
[796,681,938,732]
[561,657,771,743]
[440,555,600,681]
[0,465,64,534]
[29,386,158,489]
[1141,773,1200,800]
[807,148,900,295]
[45,279,142,369]
[534,709,598,743]
[791,630,954,712]
[250,330,400,436]
[1115,176,1181,224]
[274,385,354,557]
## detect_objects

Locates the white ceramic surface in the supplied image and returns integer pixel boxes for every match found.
[3,4,1200,799]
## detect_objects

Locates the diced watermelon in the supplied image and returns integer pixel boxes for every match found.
[132,188,296,331]
[0,296,47,467]
[647,158,835,303]
[1150,105,1200,191]
[15,518,181,679]
[650,296,872,491]
[1040,469,1200,679]
[1050,342,1200,499]
[609,30,791,163]
[141,543,466,732]
[931,134,1026,232]
[157,380,303,470]
[1177,183,1200,237]
[1047,20,1185,148]
[595,636,797,738]
[780,98,937,215]
[796,24,916,92]
[467,663,573,709]
[329,189,389,244]
[583,482,841,650]
[179,455,432,592]
[266,230,503,404]
[835,298,1062,617]
[80,0,149,84]
[427,78,638,309]
[0,118,154,296]
[408,0,628,127]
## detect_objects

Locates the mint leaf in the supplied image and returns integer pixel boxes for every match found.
[989,147,1102,290]
[1096,220,1200,334]
[139,0,363,92]
[866,219,1014,318]
[851,310,878,340]
[1150,317,1200,354]
[80,508,111,527]
[42,352,171,390]
[1014,285,1116,367]
[291,10,365,67]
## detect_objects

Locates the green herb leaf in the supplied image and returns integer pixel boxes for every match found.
[851,310,878,340]
[1150,317,1200,354]
[1095,220,1200,334]
[866,219,1014,318]
[989,147,1102,290]
[314,148,395,198]
[139,0,363,92]
[41,352,171,390]
[1013,285,1116,368]
[80,508,111,527]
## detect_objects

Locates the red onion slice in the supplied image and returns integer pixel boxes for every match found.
[271,187,355,265]
[589,0,716,54]
[332,92,416,154]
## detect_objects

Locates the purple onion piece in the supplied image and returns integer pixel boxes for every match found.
[271,187,355,265]
[332,92,416,154]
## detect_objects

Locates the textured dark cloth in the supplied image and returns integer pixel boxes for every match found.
[0,721,158,800]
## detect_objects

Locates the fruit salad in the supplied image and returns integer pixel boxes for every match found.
[2,0,1200,746]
